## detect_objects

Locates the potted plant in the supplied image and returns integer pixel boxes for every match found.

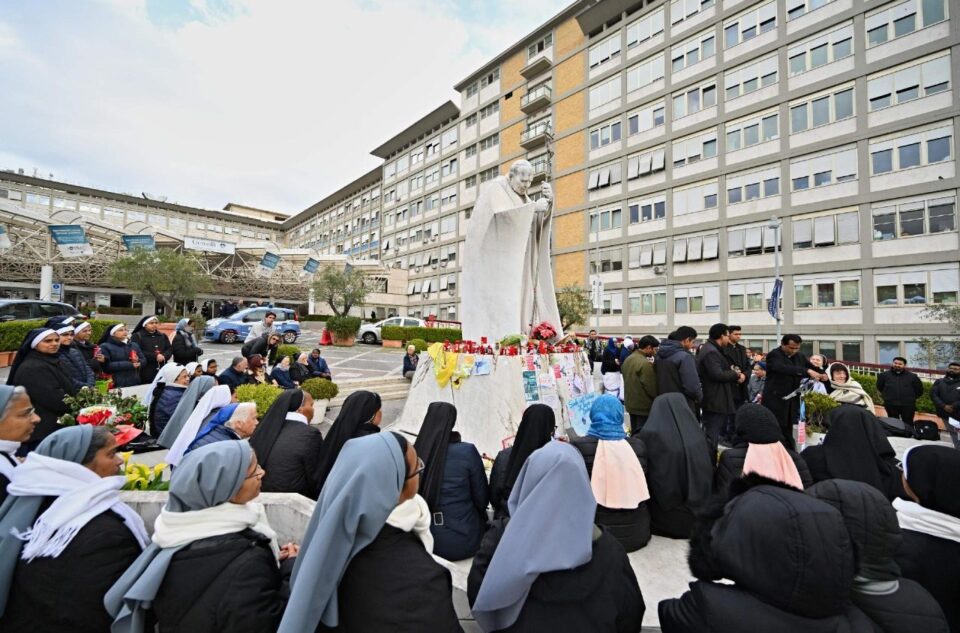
[301,378,339,423]
[381,325,405,348]
[235,383,283,417]
[325,316,361,347]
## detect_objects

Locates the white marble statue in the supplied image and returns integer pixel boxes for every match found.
[461,159,563,343]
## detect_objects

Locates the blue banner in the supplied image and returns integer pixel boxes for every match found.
[768,278,782,320]
[48,224,93,257]
[122,235,155,251]
[303,258,319,274]
[260,252,281,269]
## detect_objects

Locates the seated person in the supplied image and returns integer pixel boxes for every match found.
[827,363,875,410]
[186,402,259,454]
[488,404,555,520]
[249,390,324,499]
[270,357,297,389]
[307,349,332,379]
[403,345,419,380]
[148,364,190,437]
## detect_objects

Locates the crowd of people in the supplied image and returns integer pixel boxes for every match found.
[0,317,957,632]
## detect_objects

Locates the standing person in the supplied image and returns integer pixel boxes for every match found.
[600,337,623,397]
[414,402,489,561]
[0,426,149,633]
[656,327,702,416]
[584,330,603,373]
[0,386,41,503]
[171,318,203,365]
[403,345,419,380]
[217,356,250,390]
[6,328,77,453]
[762,334,827,449]
[313,391,383,493]
[696,323,746,460]
[47,321,95,390]
[130,316,173,385]
[722,325,751,442]
[878,357,923,427]
[71,321,103,376]
[242,333,280,366]
[622,335,659,434]
[98,324,144,388]
[307,349,332,379]
[488,404,555,520]
[249,390,323,499]
[243,311,276,343]
[930,361,960,448]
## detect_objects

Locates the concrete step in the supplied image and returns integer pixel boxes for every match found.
[330,376,410,407]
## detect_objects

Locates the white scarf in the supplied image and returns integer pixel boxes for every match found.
[0,439,20,480]
[386,494,433,553]
[152,500,280,560]
[285,412,308,425]
[7,453,149,560]
[893,497,960,544]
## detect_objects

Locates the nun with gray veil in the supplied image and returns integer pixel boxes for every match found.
[106,439,298,633]
[468,441,645,633]
[279,432,462,633]
[156,375,216,449]
[0,425,149,633]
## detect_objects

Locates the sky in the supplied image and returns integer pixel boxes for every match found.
[0,0,569,215]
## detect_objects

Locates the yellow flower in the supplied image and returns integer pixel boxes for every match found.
[152,463,167,480]
[120,451,133,468]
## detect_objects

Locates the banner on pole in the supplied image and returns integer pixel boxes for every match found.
[303,258,319,274]
[122,235,155,251]
[0,225,10,251]
[589,275,604,309]
[49,225,94,257]
[183,236,236,254]
[256,252,281,278]
[768,278,783,320]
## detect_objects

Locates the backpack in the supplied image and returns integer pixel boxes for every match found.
[913,419,941,441]
[877,416,914,438]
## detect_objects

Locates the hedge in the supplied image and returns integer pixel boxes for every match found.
[0,318,122,352]
[851,371,937,415]
[300,314,334,322]
[235,383,283,417]
[381,325,463,344]
[325,315,362,340]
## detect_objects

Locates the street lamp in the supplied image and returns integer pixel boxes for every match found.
[769,216,783,342]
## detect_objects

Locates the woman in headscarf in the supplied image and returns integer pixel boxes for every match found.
[414,402,489,561]
[171,317,203,365]
[571,394,651,552]
[0,426,148,632]
[808,479,949,633]
[106,440,297,633]
[270,356,297,389]
[314,390,382,492]
[827,363,875,410]
[156,375,215,449]
[249,389,323,499]
[130,315,172,384]
[44,319,95,390]
[488,404,555,520]
[714,403,812,494]
[894,445,960,632]
[7,328,77,453]
[200,358,218,381]
[183,361,200,380]
[147,364,189,437]
[0,386,40,503]
[801,405,903,500]
[71,321,103,375]
[163,384,233,466]
[290,353,311,385]
[278,432,462,632]
[98,324,144,388]
[468,441,645,632]
[638,393,713,538]
[600,337,622,397]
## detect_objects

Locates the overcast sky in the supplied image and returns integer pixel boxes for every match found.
[0,0,569,215]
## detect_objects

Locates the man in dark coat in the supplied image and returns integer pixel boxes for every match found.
[696,323,745,460]
[656,326,702,416]
[877,356,924,427]
[622,336,659,434]
[306,349,331,379]
[241,333,280,366]
[584,329,603,372]
[930,361,960,447]
[721,325,751,442]
[217,357,251,390]
[130,316,173,384]
[762,334,827,449]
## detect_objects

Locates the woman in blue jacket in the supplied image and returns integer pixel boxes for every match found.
[97,324,144,388]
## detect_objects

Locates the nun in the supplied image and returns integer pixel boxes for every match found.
[0,426,149,632]
[801,405,903,500]
[163,384,233,466]
[71,321,103,375]
[468,441,645,632]
[7,328,77,452]
[714,404,812,494]
[147,364,189,437]
[0,386,40,503]
[171,317,203,365]
[571,394,652,552]
[156,375,215,449]
[44,319,95,389]
[638,393,713,538]
[249,389,324,499]
[314,390,382,492]
[414,402,489,561]
[894,445,960,632]
[183,361,200,380]
[290,353,312,385]
[130,315,172,384]
[98,324,145,388]
[488,404,555,520]
[200,358,218,380]
[278,432,462,633]
[106,440,297,633]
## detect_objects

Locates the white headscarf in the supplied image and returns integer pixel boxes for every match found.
[143,363,185,407]
[165,385,232,466]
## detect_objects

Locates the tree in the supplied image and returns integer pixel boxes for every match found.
[912,304,960,367]
[556,285,592,331]
[311,264,369,316]
[109,249,211,315]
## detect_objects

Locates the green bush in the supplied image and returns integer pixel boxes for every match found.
[380,325,462,343]
[408,338,428,352]
[325,315,362,340]
[276,344,301,362]
[235,383,283,417]
[802,392,839,433]
[300,314,335,322]
[0,318,122,352]
[96,305,141,315]
[852,371,937,415]
[301,378,339,401]
[381,325,405,341]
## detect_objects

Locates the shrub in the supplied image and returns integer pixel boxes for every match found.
[381,325,405,341]
[803,392,839,432]
[0,318,122,352]
[276,344,301,362]
[408,338,428,352]
[852,371,937,415]
[380,325,462,343]
[96,305,142,315]
[301,378,339,401]
[300,314,335,322]
[236,383,283,417]
[326,315,362,340]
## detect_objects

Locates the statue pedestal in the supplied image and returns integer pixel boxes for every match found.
[394,352,593,458]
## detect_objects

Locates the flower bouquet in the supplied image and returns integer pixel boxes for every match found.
[120,451,169,491]
[530,321,557,342]
[76,405,116,426]
[59,387,149,430]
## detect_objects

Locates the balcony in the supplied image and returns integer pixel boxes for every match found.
[530,160,550,183]
[520,85,552,114]
[520,121,552,150]
[520,52,553,79]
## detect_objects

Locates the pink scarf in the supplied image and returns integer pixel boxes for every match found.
[743,442,804,490]
[591,440,650,509]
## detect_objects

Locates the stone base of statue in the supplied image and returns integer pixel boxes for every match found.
[393,351,593,458]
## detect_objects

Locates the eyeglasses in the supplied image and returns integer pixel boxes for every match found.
[245,465,265,480]
[405,457,425,480]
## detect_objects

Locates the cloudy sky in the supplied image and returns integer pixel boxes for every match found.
[0,0,568,215]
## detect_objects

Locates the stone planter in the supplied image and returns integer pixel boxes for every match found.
[0,351,12,368]
[332,334,356,347]
[311,399,329,423]
[156,322,177,342]
[382,339,403,348]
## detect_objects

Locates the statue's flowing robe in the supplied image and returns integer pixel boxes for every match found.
[461,176,563,343]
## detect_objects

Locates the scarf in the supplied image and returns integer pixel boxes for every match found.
[153,501,279,560]
[176,319,197,349]
[385,494,433,552]
[0,440,19,480]
[7,453,149,559]
[829,379,875,410]
[893,498,960,544]
[591,440,649,509]
[743,442,804,489]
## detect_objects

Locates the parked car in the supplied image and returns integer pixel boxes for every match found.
[203,307,300,344]
[357,316,425,345]
[0,300,82,322]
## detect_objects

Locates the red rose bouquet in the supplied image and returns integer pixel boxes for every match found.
[530,321,557,342]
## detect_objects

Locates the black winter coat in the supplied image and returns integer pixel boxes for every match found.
[241,336,278,365]
[318,524,463,633]
[930,374,960,418]
[259,420,324,499]
[217,366,251,390]
[0,504,143,633]
[896,529,960,633]
[73,339,102,375]
[131,330,173,384]
[99,339,144,387]
[600,347,620,374]
[11,352,77,448]
[696,341,739,415]
[722,342,751,404]
[571,435,651,552]
[468,521,645,633]
[151,385,186,437]
[59,345,95,389]
[171,331,202,365]
[656,340,701,414]
[152,529,292,633]
[714,443,813,493]
[877,370,923,407]
[431,440,490,561]
[852,579,950,633]
[488,447,513,520]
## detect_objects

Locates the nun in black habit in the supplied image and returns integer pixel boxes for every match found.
[488,404,555,520]
[249,389,324,499]
[130,316,173,385]
[98,324,144,388]
[313,390,382,493]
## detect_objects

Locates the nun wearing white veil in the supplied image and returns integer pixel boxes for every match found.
[164,384,233,467]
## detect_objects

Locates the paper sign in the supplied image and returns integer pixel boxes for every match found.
[473,358,491,376]
[567,392,599,437]
[525,354,536,371]
[522,370,539,402]
[183,236,236,254]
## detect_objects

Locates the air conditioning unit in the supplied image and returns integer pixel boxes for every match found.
[447,288,456,296]
[653,265,666,274]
